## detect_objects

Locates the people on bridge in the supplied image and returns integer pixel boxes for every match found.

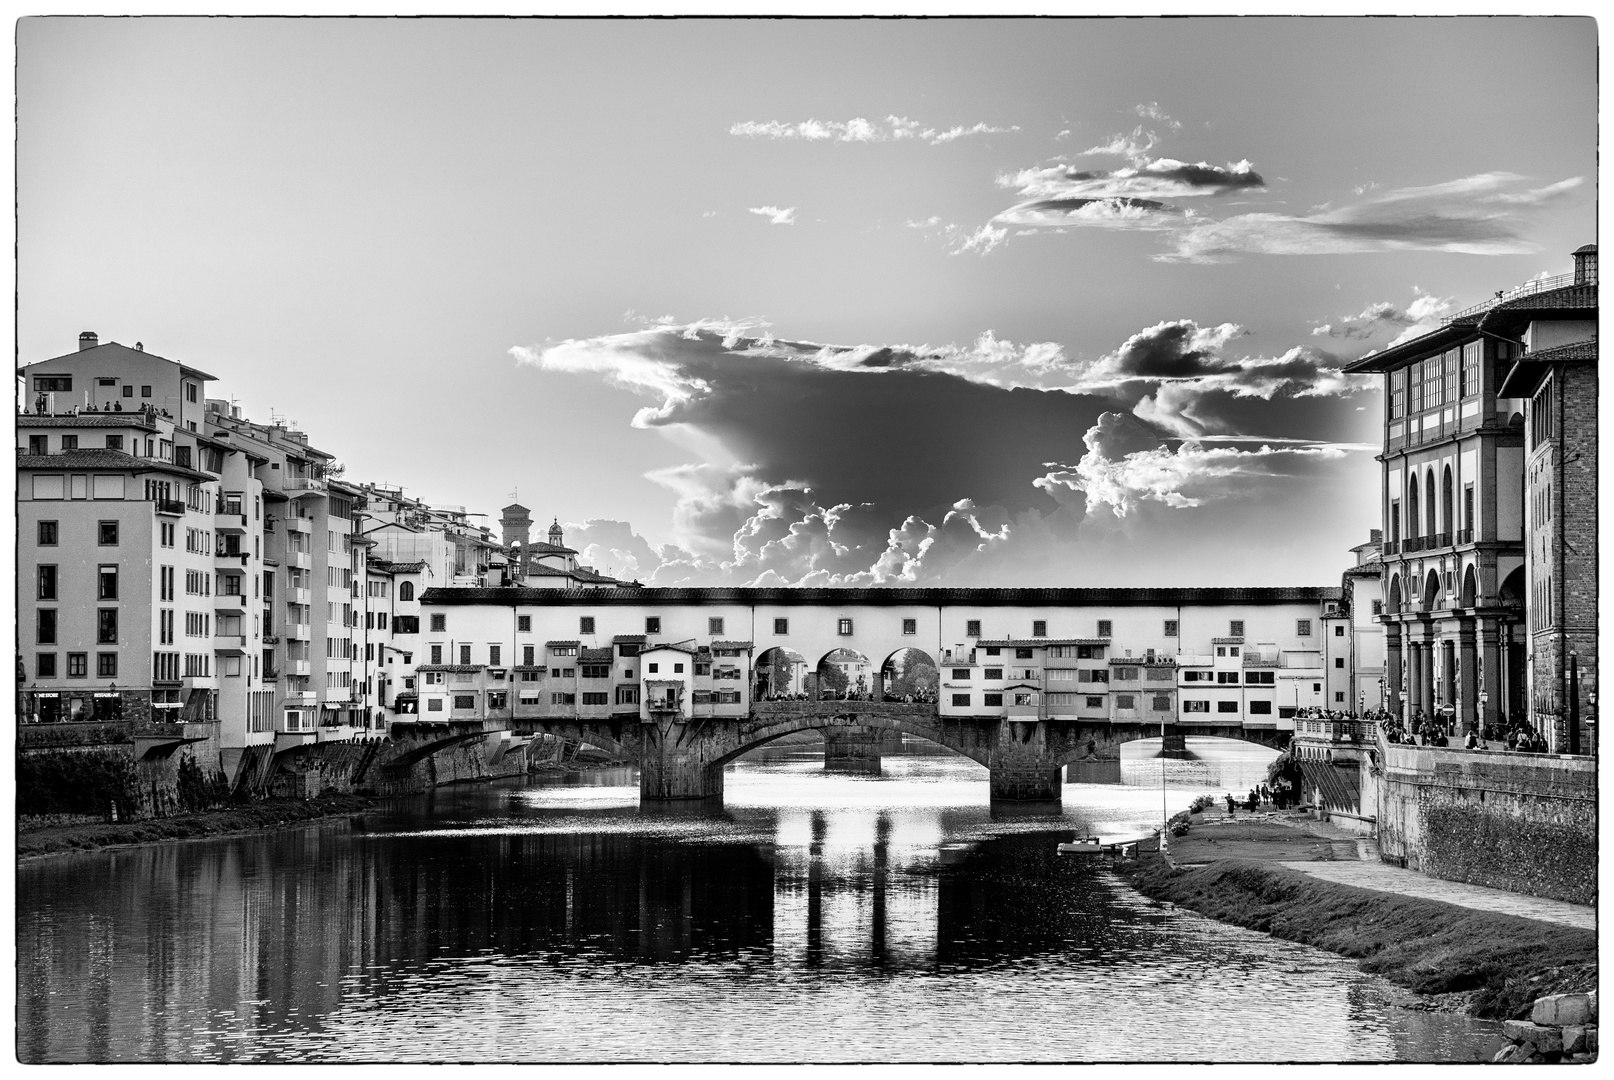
[1223,793,1236,818]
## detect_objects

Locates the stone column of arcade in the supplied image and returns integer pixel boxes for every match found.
[1406,642,1422,717]
[1385,625,1403,719]
[1479,620,1503,731]
[1458,621,1479,733]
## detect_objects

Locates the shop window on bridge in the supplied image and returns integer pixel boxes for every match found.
[551,692,576,705]
[524,645,536,665]
[984,693,1003,706]
[694,662,711,676]
[426,699,443,713]
[1113,666,1138,681]
[1248,700,1272,715]
[1085,696,1104,709]
[521,670,542,682]
[952,668,971,680]
[984,667,1003,680]
[1116,694,1136,710]
[453,695,475,710]
[1245,671,1274,685]
[1015,647,1033,659]
[1278,706,1297,719]
[983,647,1000,657]
[1146,668,1173,682]
[488,692,508,710]
[951,693,970,707]
[580,664,610,679]
[1183,700,1209,713]
[902,619,917,635]
[717,690,741,704]
[1152,695,1172,712]
[520,694,543,707]
[616,685,639,705]
[581,692,608,706]
[693,690,713,704]
[1218,672,1239,684]
[1218,701,1239,713]
[1077,644,1100,659]
[966,620,981,637]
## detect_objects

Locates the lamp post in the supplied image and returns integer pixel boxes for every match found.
[1566,651,1580,755]
[1159,714,1170,857]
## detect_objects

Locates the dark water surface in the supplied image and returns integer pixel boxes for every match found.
[17,740,1500,1062]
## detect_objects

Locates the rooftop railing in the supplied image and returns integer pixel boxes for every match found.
[1444,271,1579,324]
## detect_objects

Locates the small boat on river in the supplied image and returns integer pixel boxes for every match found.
[1057,835,1104,855]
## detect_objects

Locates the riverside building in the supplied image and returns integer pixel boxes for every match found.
[1344,244,1597,750]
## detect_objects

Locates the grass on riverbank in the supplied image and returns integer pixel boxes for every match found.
[17,793,379,859]
[1118,856,1596,1019]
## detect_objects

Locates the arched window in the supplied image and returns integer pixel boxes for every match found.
[399,580,414,602]
[1461,566,1478,608]
[1425,469,1437,540]
[1406,475,1420,541]
[1441,465,1454,542]
[1386,575,1402,614]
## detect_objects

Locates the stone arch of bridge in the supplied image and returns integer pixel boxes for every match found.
[712,711,991,771]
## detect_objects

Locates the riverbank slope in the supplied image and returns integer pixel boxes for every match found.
[1117,820,1595,1020]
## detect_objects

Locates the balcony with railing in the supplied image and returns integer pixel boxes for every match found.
[213,592,247,615]
[287,659,312,677]
[287,623,312,640]
[154,497,186,516]
[284,474,327,495]
[214,635,248,655]
[285,515,312,533]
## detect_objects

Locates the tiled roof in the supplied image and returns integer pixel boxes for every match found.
[612,634,648,643]
[711,640,754,651]
[644,642,700,655]
[420,586,1342,607]
[524,541,578,555]
[546,640,580,648]
[1525,339,1597,363]
[580,647,612,663]
[1211,637,1246,644]
[17,413,160,430]
[975,638,1098,648]
[368,559,427,574]
[416,665,484,674]
[16,449,208,480]
[20,339,219,382]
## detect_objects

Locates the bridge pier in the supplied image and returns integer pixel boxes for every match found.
[822,725,901,774]
[988,765,1062,802]
[638,718,725,801]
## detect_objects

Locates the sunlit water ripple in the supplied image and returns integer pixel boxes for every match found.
[17,739,1500,1063]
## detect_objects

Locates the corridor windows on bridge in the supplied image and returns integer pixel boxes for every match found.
[1032,620,1047,637]
[773,618,789,635]
[966,619,982,637]
[645,617,661,634]
[580,616,596,634]
[1163,619,1178,637]
[1097,620,1112,637]
[1297,619,1312,636]
[708,617,725,635]
[517,616,531,632]
[430,613,445,632]
[1335,657,1345,669]
[1229,620,1245,637]
[902,618,917,635]
[837,618,854,636]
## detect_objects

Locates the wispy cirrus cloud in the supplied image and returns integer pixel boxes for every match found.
[1133,102,1183,131]
[1080,125,1161,159]
[992,157,1264,232]
[1161,172,1584,263]
[748,205,797,225]
[730,114,1019,145]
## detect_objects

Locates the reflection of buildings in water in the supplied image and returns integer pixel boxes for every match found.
[769,810,939,970]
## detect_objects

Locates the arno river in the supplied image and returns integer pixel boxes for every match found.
[17,739,1499,1063]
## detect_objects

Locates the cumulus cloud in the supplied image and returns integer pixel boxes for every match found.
[748,205,797,225]
[730,115,1018,145]
[1162,172,1585,263]
[512,313,1377,587]
[1311,289,1455,344]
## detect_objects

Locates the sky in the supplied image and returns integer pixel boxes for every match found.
[16,16,1597,587]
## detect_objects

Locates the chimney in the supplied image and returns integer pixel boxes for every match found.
[1572,244,1597,286]
[78,331,98,351]
[135,341,144,352]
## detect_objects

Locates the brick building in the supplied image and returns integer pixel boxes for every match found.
[1496,245,1597,751]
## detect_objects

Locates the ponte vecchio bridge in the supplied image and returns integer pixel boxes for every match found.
[390,586,1335,803]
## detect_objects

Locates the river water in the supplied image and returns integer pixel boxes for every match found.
[17,739,1500,1063]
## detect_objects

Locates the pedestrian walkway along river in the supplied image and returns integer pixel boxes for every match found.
[16,740,1502,1063]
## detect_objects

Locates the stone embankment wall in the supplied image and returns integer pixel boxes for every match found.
[1375,742,1595,904]
[18,724,227,820]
